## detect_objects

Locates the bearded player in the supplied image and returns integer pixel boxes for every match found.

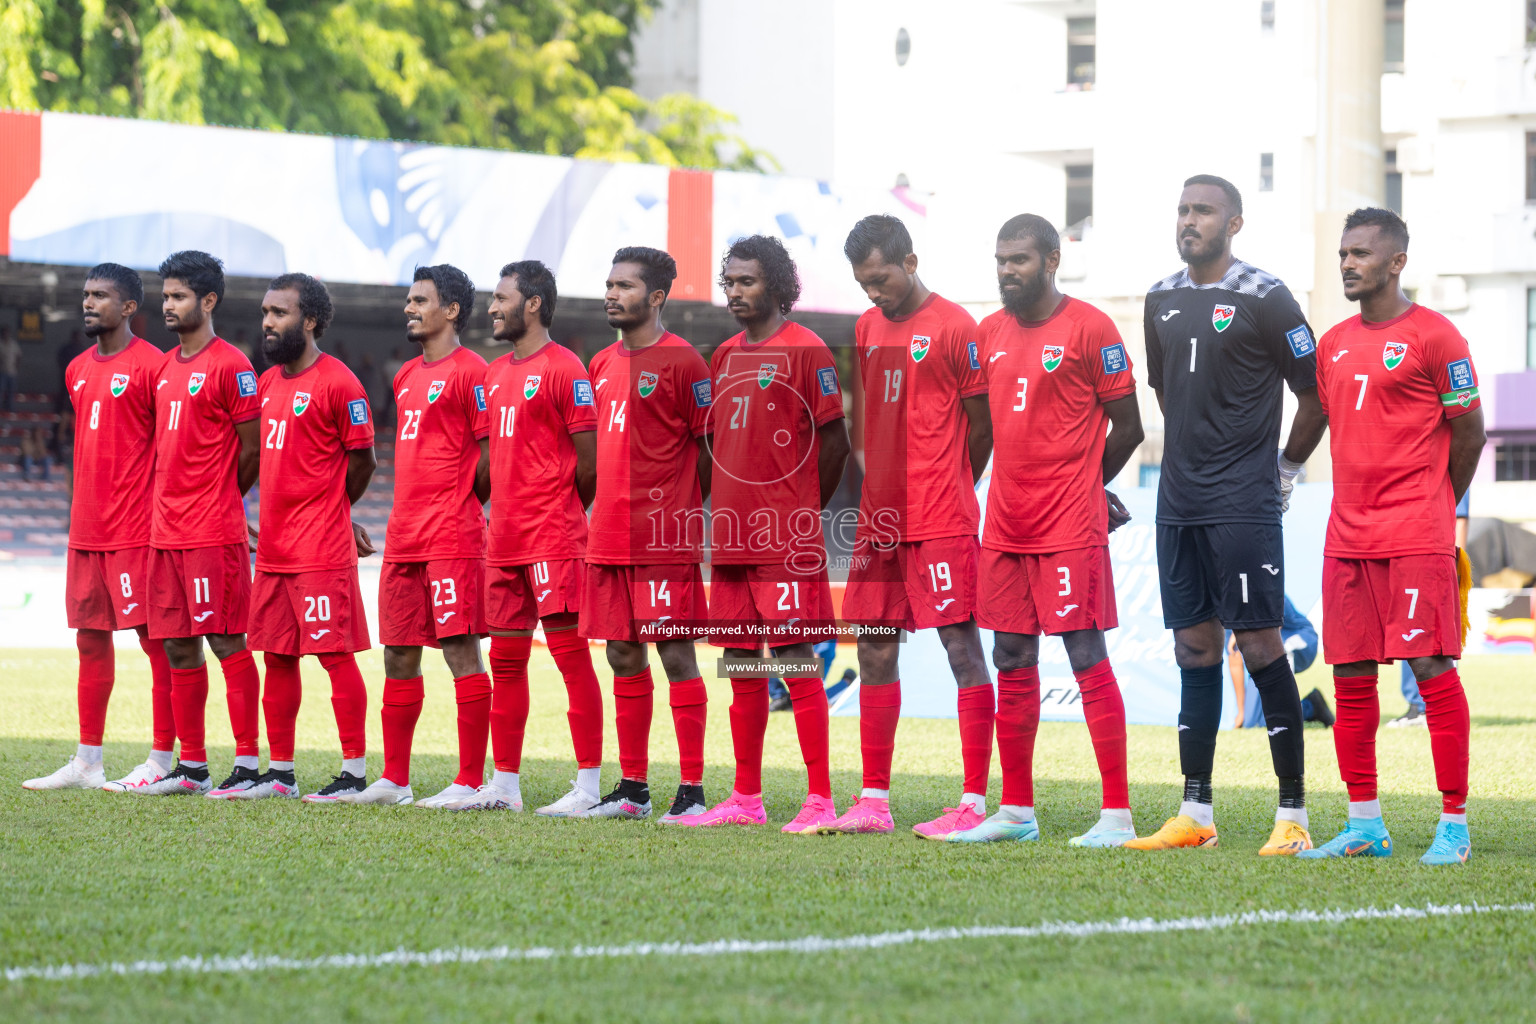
[138,251,263,797]
[465,260,604,815]
[1127,176,1328,854]
[347,264,492,807]
[820,214,996,840]
[686,235,850,832]
[238,273,375,802]
[578,247,714,822]
[1299,208,1485,865]
[949,215,1144,847]
[23,264,176,793]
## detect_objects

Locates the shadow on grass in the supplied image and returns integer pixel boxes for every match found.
[1470,715,1536,728]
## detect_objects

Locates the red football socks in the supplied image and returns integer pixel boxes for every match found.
[1331,674,1380,802]
[957,683,995,797]
[670,677,708,787]
[169,663,210,762]
[135,625,175,752]
[859,680,901,791]
[1419,668,1471,815]
[381,675,425,786]
[488,635,532,774]
[260,653,303,763]
[545,624,603,769]
[996,667,1041,807]
[218,648,261,758]
[786,676,831,799]
[613,668,654,782]
[318,652,368,761]
[75,629,114,746]
[452,671,493,787]
[1075,659,1129,809]
[728,677,770,795]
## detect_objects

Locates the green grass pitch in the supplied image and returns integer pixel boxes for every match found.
[2,646,1535,1021]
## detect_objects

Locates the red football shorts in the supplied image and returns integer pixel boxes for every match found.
[578,563,707,643]
[66,545,152,631]
[842,534,979,632]
[248,568,372,656]
[707,563,837,648]
[976,545,1118,636]
[1322,553,1461,664]
[147,542,252,639]
[486,558,583,631]
[379,558,487,647]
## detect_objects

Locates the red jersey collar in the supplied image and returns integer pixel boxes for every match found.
[90,336,147,363]
[1014,295,1072,329]
[1358,303,1418,331]
[174,336,224,363]
[881,291,937,324]
[614,330,678,358]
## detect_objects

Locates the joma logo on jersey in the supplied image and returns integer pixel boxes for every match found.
[758,363,777,389]
[426,380,446,404]
[1212,304,1235,332]
[187,372,206,396]
[523,375,541,399]
[638,371,659,398]
[110,373,129,397]
[1382,342,1408,370]
[910,335,931,362]
[1041,345,1064,372]
[292,391,311,416]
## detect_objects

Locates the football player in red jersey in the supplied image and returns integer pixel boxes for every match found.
[1299,208,1486,865]
[139,251,264,797]
[687,235,850,833]
[820,215,996,839]
[578,247,715,822]
[24,264,177,793]
[237,273,377,802]
[468,260,604,815]
[347,265,492,807]
[948,215,1145,847]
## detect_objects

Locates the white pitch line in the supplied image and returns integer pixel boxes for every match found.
[5,902,1531,984]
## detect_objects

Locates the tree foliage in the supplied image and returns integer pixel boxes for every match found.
[0,0,773,170]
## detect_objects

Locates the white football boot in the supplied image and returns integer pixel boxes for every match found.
[22,755,106,791]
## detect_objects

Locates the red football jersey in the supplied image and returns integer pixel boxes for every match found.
[978,297,1136,553]
[150,337,259,549]
[708,321,844,566]
[254,354,375,573]
[66,337,163,551]
[484,342,597,566]
[856,293,986,542]
[386,346,490,562]
[1317,304,1480,558]
[587,332,713,565]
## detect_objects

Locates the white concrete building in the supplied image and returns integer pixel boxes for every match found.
[635,0,1536,516]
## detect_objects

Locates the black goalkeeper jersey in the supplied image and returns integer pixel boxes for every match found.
[1143,259,1317,526]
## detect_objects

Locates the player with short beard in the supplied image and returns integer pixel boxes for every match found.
[135,251,263,797]
[463,260,604,816]
[1127,175,1328,854]
[23,264,178,794]
[237,273,376,802]
[578,247,715,822]
[948,215,1144,847]
[346,265,492,807]
[1299,208,1485,865]
[688,235,850,832]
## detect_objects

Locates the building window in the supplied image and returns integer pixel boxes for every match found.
[1495,444,1536,481]
[1261,0,1276,32]
[1529,133,1536,202]
[1529,1,1536,45]
[1385,148,1402,213]
[1067,18,1095,89]
[1065,164,1093,240]
[1259,152,1274,192]
[1529,287,1536,366]
[1384,0,1405,72]
[895,27,910,66]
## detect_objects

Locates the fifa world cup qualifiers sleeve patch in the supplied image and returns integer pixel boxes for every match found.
[1100,343,1128,375]
[967,341,981,370]
[474,384,487,411]
[693,379,713,407]
[818,366,839,396]
[1442,358,1479,407]
[1285,325,1315,358]
[237,371,258,397]
[348,399,369,425]
[573,380,595,406]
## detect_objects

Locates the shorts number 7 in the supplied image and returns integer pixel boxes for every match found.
[1404,588,1419,619]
